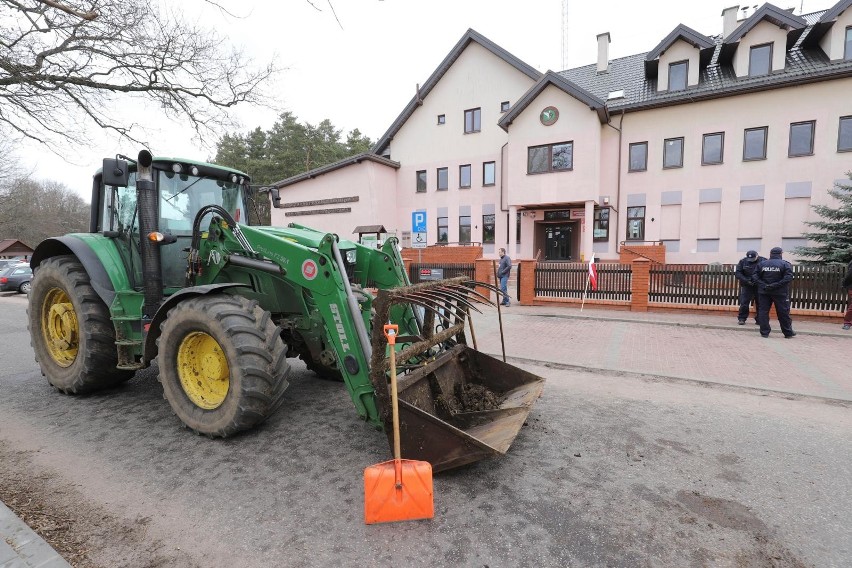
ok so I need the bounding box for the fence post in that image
[519,259,537,306]
[475,258,494,302]
[631,258,650,312]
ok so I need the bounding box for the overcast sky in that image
[18,0,826,199]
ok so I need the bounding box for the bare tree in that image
[0,176,90,244]
[0,0,277,149]
[0,137,26,189]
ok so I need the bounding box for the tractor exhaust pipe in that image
[136,149,163,322]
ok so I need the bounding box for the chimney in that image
[722,5,740,38]
[596,32,610,73]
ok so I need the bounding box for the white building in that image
[271,0,852,264]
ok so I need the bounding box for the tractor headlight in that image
[346,250,356,264]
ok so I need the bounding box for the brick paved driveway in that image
[471,305,851,401]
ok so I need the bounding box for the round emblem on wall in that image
[301,259,318,280]
[540,106,559,126]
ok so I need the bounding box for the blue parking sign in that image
[412,211,427,233]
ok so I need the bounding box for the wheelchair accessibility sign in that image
[412,211,427,249]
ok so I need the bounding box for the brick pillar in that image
[475,258,496,302]
[631,258,650,312]
[519,259,537,305]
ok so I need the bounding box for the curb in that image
[487,352,852,406]
[501,310,852,338]
[0,501,71,568]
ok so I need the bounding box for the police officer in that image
[734,250,765,325]
[753,247,795,338]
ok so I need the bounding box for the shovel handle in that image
[384,324,402,465]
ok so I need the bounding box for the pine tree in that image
[794,173,852,265]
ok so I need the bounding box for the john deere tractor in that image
[28,150,543,471]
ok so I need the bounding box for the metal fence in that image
[649,264,737,305]
[534,262,632,301]
[649,263,848,311]
[408,263,476,284]
[788,264,848,311]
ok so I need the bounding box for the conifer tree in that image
[794,173,852,265]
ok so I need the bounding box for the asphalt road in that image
[1,292,850,568]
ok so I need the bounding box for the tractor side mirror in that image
[270,188,282,208]
[103,158,129,187]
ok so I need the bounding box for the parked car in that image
[0,264,32,294]
[0,258,27,271]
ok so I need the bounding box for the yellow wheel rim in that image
[41,288,79,368]
[177,331,230,410]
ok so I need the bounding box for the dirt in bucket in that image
[436,383,504,415]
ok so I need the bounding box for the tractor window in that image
[101,172,138,233]
[158,171,244,235]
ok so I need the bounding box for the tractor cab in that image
[93,156,252,290]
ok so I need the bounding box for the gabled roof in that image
[372,29,542,155]
[646,24,716,61]
[497,71,608,131]
[724,2,808,44]
[0,239,33,255]
[563,34,852,115]
[805,0,852,46]
[818,0,852,22]
[718,3,809,65]
[644,24,716,77]
[270,153,399,189]
[353,225,387,234]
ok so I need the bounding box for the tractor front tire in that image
[27,255,133,393]
[157,295,290,437]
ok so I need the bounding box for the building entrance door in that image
[544,223,573,261]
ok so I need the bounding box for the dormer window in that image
[749,43,772,77]
[643,24,714,92]
[668,61,688,92]
[722,5,805,78]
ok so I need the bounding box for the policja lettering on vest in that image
[753,247,796,338]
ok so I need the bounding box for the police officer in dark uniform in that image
[734,250,765,325]
[754,247,795,338]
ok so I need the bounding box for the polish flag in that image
[588,255,598,291]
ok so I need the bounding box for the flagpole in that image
[581,267,590,311]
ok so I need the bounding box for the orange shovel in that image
[364,324,434,524]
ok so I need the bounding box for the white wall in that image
[270,161,399,240]
[388,42,537,248]
[616,78,852,263]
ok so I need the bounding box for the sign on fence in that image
[419,268,444,281]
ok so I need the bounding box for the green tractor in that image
[28,150,544,471]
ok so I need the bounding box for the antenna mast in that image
[561,0,569,70]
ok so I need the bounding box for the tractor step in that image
[115,339,143,370]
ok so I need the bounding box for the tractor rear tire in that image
[27,255,133,393]
[156,294,290,437]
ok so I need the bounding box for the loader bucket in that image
[389,344,545,472]
[368,277,545,472]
